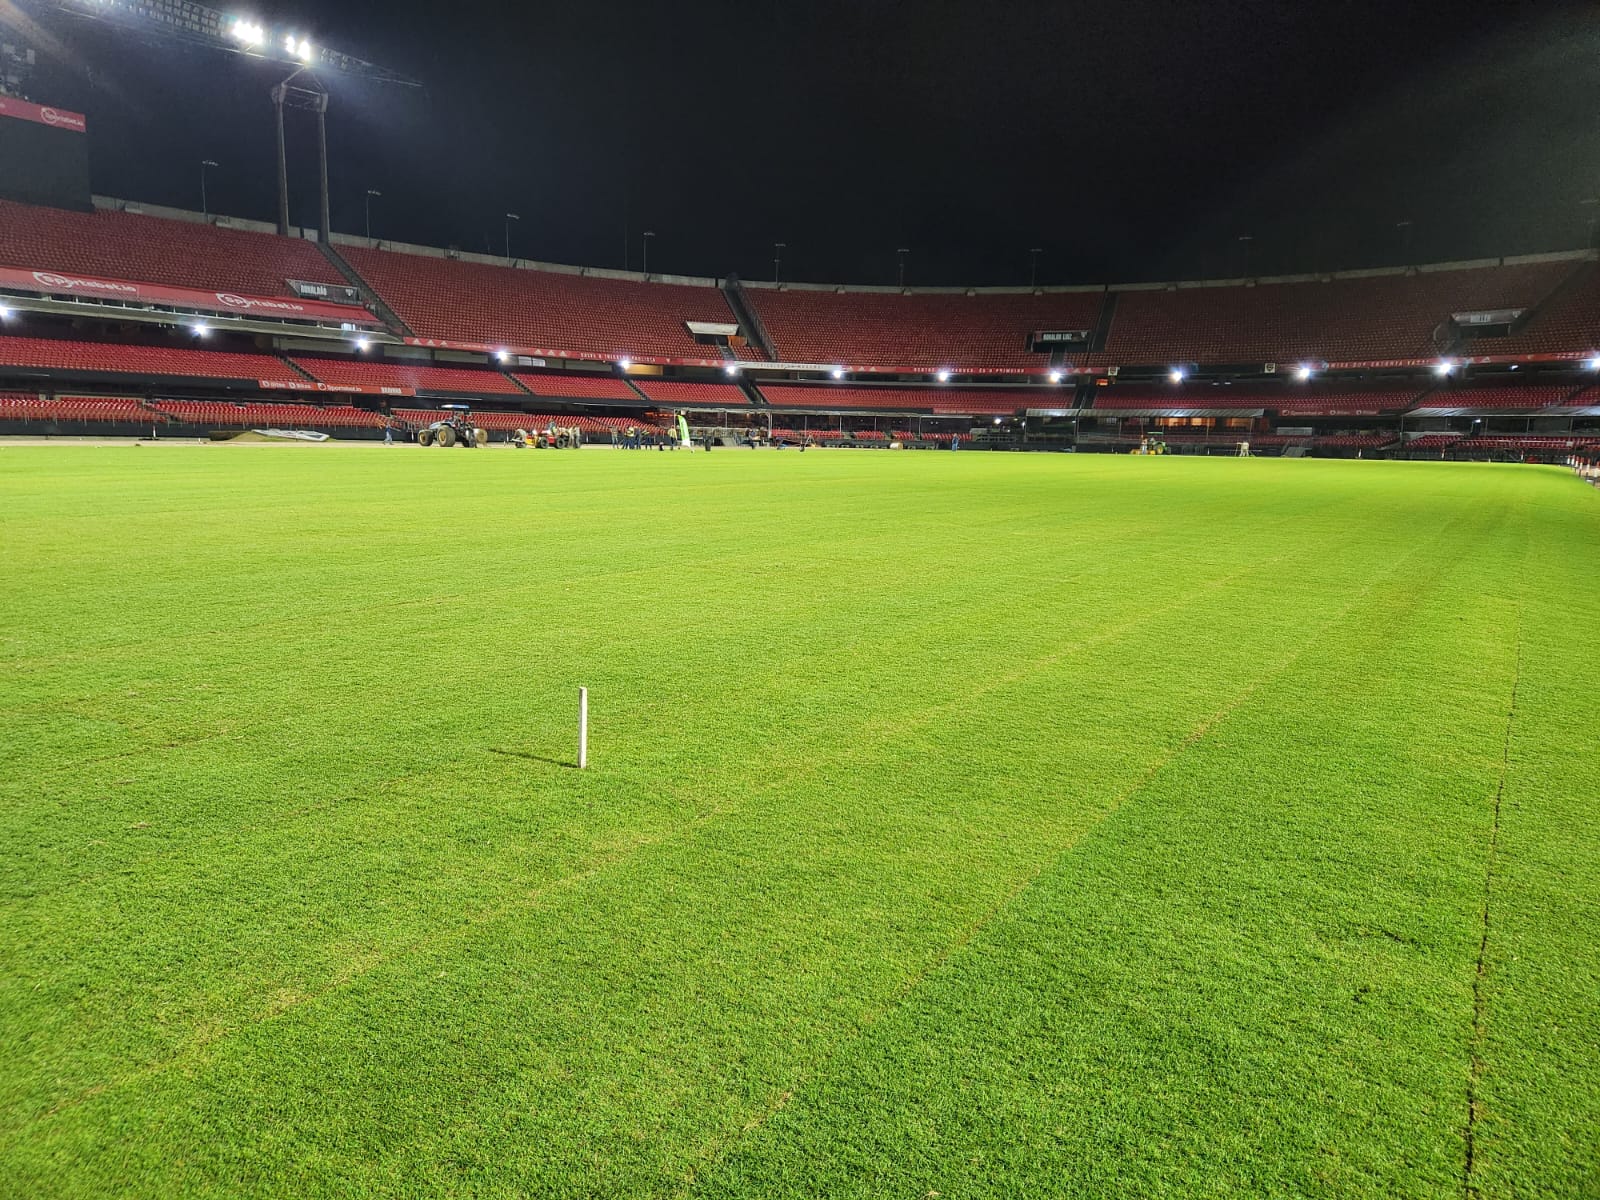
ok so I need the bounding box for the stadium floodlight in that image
[1294,365,1313,382]
[1435,360,1455,377]
[229,17,265,47]
[43,0,422,86]
[994,416,1003,424]
[1169,368,1186,383]
[724,363,741,377]
[495,349,510,363]
[355,337,371,352]
[191,322,209,337]
[0,305,13,320]
[1588,355,1600,372]
[935,369,952,383]
[1048,370,1064,384]
[830,366,845,380]
[617,357,633,371]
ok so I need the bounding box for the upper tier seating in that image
[1093,262,1573,366]
[0,393,158,422]
[339,246,739,360]
[0,336,289,381]
[745,288,1104,369]
[1463,263,1600,356]
[151,400,384,428]
[631,380,750,406]
[290,357,522,395]
[512,373,639,401]
[758,385,1036,413]
[1091,387,1421,413]
[0,199,344,298]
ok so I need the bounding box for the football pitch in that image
[2,444,1596,1198]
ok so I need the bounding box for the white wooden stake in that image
[577,686,589,769]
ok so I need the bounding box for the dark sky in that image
[5,0,1598,285]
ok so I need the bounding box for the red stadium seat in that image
[339,246,742,361]
[745,288,1104,370]
[0,199,344,299]
[0,336,292,382]
[290,357,522,395]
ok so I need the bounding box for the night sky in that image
[4,0,1598,286]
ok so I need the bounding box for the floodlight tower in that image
[272,67,331,239]
[24,0,420,243]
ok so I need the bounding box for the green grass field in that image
[2,445,1597,1198]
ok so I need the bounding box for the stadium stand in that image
[289,357,522,395]
[1456,435,1600,452]
[630,380,749,406]
[744,287,1104,369]
[1410,384,1573,410]
[1464,262,1600,356]
[150,400,385,428]
[0,336,291,381]
[1313,433,1400,450]
[338,245,741,361]
[1091,386,1421,414]
[512,373,640,401]
[758,384,1036,413]
[1092,261,1573,365]
[0,393,159,423]
[0,199,345,298]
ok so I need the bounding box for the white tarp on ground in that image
[252,429,331,441]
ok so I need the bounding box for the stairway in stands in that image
[319,242,415,337]
[722,275,779,361]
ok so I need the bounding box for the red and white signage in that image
[257,379,414,397]
[0,266,384,325]
[0,98,87,133]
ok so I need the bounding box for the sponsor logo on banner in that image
[39,107,86,131]
[33,271,138,295]
[216,292,309,314]
[0,98,88,132]
[0,265,382,325]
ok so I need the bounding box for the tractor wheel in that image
[417,428,434,447]
[436,425,458,448]
[555,433,571,450]
[473,427,488,447]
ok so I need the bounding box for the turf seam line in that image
[1463,607,1522,1200]
[672,523,1456,1196]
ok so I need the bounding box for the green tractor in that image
[416,407,488,448]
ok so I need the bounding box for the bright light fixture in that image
[830,366,845,380]
[1294,365,1312,382]
[192,323,209,338]
[1588,355,1600,372]
[1169,368,1186,384]
[495,349,510,363]
[618,357,632,371]
[724,363,741,376]
[0,305,13,320]
[935,369,952,383]
[993,416,1002,424]
[1435,360,1455,377]
[1048,370,1063,384]
[355,337,371,352]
